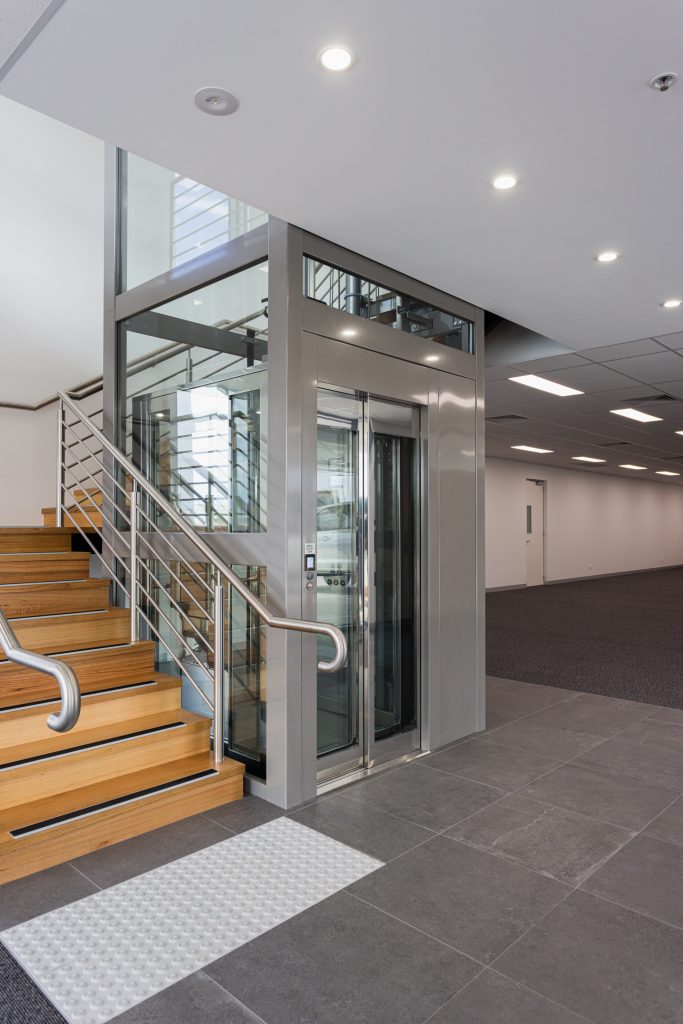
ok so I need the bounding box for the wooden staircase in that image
[0,525,244,885]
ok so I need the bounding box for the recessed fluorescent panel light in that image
[656,470,680,476]
[509,374,584,397]
[572,456,606,463]
[511,445,554,454]
[610,407,663,423]
[662,299,682,309]
[676,430,683,436]
[596,250,620,263]
[619,464,647,470]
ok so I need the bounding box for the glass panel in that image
[121,151,267,291]
[120,264,268,532]
[303,256,474,354]
[372,401,419,747]
[316,390,362,760]
[139,552,267,777]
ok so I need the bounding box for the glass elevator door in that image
[316,388,420,781]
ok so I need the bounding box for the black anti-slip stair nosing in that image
[0,721,185,772]
[10,768,218,837]
[0,679,159,714]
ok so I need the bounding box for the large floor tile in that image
[575,731,683,791]
[513,693,656,740]
[644,795,683,847]
[520,763,676,830]
[447,793,632,885]
[425,737,560,791]
[205,891,479,1024]
[495,889,683,1024]
[202,794,283,834]
[618,715,683,751]
[484,717,602,761]
[0,863,98,929]
[72,812,233,888]
[431,969,590,1024]
[348,835,569,964]
[110,971,262,1023]
[343,763,503,831]
[290,791,433,862]
[581,834,683,929]
[486,677,577,725]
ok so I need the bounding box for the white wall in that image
[0,405,57,525]
[486,457,683,589]
[0,96,104,405]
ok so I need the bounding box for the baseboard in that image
[485,583,527,593]
[487,563,683,591]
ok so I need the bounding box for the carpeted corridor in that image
[486,567,683,710]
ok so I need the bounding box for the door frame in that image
[301,335,430,790]
[525,478,546,587]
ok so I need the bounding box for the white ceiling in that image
[486,328,683,485]
[2,0,683,351]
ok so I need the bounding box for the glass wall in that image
[304,256,474,353]
[120,152,267,291]
[119,263,269,532]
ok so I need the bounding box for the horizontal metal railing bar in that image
[61,451,131,529]
[61,485,132,598]
[135,575,211,680]
[136,542,215,625]
[62,422,132,511]
[135,605,214,712]
[135,548,215,647]
[134,503,215,598]
[60,393,347,673]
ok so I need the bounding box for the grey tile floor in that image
[2,676,682,1024]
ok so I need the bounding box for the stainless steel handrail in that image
[0,609,80,732]
[58,390,347,674]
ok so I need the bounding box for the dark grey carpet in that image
[0,942,65,1024]
[486,568,683,709]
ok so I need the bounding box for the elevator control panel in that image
[304,543,316,588]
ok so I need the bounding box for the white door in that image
[526,480,545,586]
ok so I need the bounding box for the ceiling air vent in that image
[486,414,529,423]
[598,441,634,448]
[620,393,678,406]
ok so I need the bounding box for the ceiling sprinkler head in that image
[649,72,678,92]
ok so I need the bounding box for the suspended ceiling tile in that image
[508,353,591,373]
[484,364,518,381]
[604,350,683,384]
[540,364,638,392]
[654,332,683,351]
[581,338,664,362]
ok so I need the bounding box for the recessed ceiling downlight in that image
[596,250,620,263]
[662,299,682,309]
[319,45,355,71]
[194,87,239,116]
[491,174,518,190]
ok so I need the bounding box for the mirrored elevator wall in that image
[104,148,485,808]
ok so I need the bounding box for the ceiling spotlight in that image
[596,251,620,263]
[194,87,239,116]
[662,299,682,309]
[511,445,554,454]
[619,464,647,470]
[572,456,606,463]
[319,45,355,71]
[610,407,663,423]
[510,374,583,397]
[649,72,678,92]
[656,470,680,476]
[491,174,518,191]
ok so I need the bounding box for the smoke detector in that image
[649,72,678,92]
[194,88,239,116]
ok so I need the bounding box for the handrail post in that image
[213,574,225,764]
[130,479,139,642]
[56,398,64,528]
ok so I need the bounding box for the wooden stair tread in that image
[0,579,110,618]
[0,753,243,833]
[0,708,208,768]
[0,641,157,708]
[0,608,130,659]
[0,673,180,724]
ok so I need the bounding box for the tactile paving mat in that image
[2,817,383,1024]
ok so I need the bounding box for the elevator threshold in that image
[316,748,428,797]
